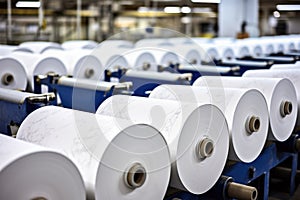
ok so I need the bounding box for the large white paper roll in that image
[93,46,132,70]
[171,44,202,65]
[0,134,85,200]
[0,56,28,90]
[243,69,300,128]
[149,85,269,163]
[193,76,297,141]
[271,62,300,70]
[135,38,173,48]
[199,44,220,62]
[17,106,170,199]
[124,49,157,71]
[19,41,62,54]
[44,49,104,80]
[6,52,68,91]
[97,95,229,194]
[99,40,134,49]
[62,40,98,50]
[0,45,18,56]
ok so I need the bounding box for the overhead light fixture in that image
[273,11,280,18]
[191,0,221,3]
[181,6,191,14]
[16,1,40,8]
[193,7,212,13]
[276,4,300,11]
[164,6,181,13]
[137,7,149,13]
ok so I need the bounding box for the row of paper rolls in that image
[1,73,299,199]
[1,37,300,199]
[1,35,300,91]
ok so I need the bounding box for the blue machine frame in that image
[34,74,131,112]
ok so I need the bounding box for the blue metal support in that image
[0,91,55,136]
[34,74,131,112]
[104,68,192,97]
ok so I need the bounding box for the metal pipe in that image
[227,182,258,200]
[124,163,146,189]
[246,116,260,134]
[7,0,12,41]
[280,101,293,117]
[76,0,82,39]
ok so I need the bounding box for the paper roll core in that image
[196,138,214,159]
[142,63,151,70]
[280,101,293,117]
[124,163,147,189]
[246,116,260,134]
[31,197,48,200]
[2,73,14,86]
[227,182,258,200]
[85,68,95,78]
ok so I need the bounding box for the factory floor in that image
[269,171,300,200]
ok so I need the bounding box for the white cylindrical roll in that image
[17,106,170,199]
[8,52,68,91]
[0,134,85,200]
[135,38,173,48]
[125,49,157,71]
[271,62,300,70]
[19,41,61,54]
[149,85,269,163]
[228,43,251,58]
[97,95,229,194]
[93,46,131,70]
[0,56,28,90]
[99,40,134,49]
[171,45,202,65]
[0,45,18,56]
[243,69,300,128]
[193,76,297,141]
[62,40,98,50]
[45,49,104,80]
[199,44,220,62]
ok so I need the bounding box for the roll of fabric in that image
[0,134,86,200]
[193,76,297,141]
[243,69,300,128]
[17,106,170,200]
[97,95,229,194]
[149,84,269,163]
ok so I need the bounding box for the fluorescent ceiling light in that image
[16,1,40,8]
[191,0,221,3]
[273,11,280,18]
[276,4,300,11]
[193,7,212,13]
[164,6,180,13]
[181,6,191,13]
[138,7,149,13]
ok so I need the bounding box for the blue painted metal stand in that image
[164,140,298,200]
[0,93,55,136]
[104,68,191,97]
[34,74,123,112]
